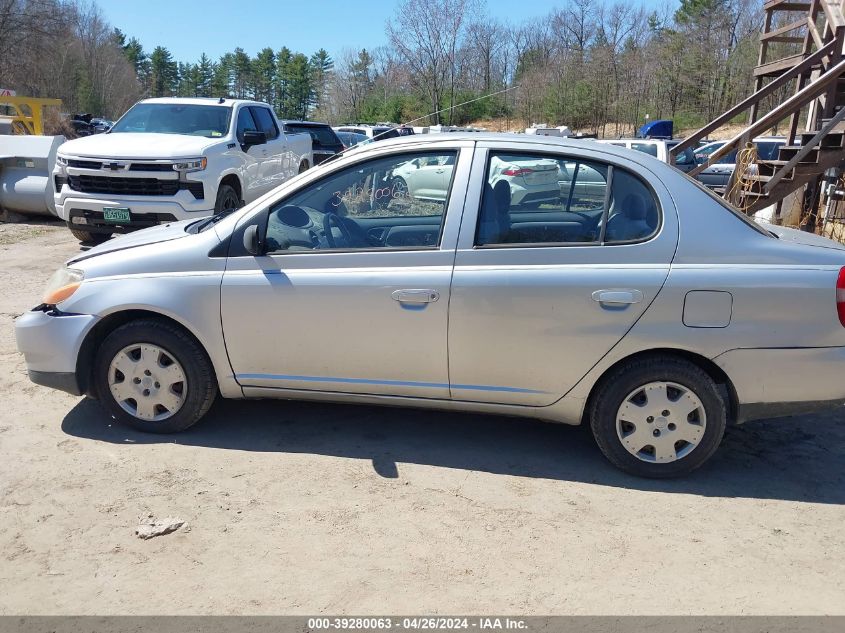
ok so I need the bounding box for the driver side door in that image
[220,145,473,400]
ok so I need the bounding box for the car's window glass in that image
[477,153,607,245]
[236,108,257,143]
[755,141,782,161]
[286,124,341,147]
[476,152,660,246]
[673,146,696,165]
[604,168,660,243]
[265,150,457,253]
[373,127,400,140]
[631,142,659,157]
[110,104,231,137]
[249,107,279,140]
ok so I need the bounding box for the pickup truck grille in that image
[67,175,180,197]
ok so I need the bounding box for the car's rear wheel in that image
[214,184,241,214]
[589,356,726,478]
[93,319,216,433]
[68,225,110,244]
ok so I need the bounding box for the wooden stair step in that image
[763,0,811,10]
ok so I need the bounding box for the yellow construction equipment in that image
[0,96,62,135]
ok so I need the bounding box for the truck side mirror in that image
[243,224,263,255]
[243,130,267,148]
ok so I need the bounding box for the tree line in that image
[1,0,767,136]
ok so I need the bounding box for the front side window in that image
[250,107,279,140]
[236,108,258,143]
[110,103,231,137]
[265,150,457,253]
[476,152,659,246]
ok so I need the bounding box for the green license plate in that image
[102,207,130,223]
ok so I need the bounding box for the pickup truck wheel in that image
[214,184,241,214]
[93,319,217,433]
[589,356,726,478]
[68,225,110,244]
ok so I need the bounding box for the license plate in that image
[103,207,130,223]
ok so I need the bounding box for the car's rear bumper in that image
[715,346,845,422]
[15,309,98,395]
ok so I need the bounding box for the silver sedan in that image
[15,134,845,477]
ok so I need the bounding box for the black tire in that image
[214,183,241,214]
[589,355,727,478]
[93,319,217,433]
[68,225,110,244]
[298,160,310,174]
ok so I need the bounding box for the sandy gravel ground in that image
[0,220,843,615]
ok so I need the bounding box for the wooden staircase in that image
[670,0,845,222]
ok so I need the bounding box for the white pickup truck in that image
[53,97,313,243]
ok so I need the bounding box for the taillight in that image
[836,267,845,327]
[502,168,534,176]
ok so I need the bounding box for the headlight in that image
[42,267,84,305]
[172,157,207,172]
[56,155,68,166]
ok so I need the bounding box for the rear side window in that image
[631,143,659,157]
[476,151,660,246]
[286,124,341,147]
[250,107,279,140]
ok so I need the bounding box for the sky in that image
[96,0,675,64]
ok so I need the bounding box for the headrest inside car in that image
[275,205,311,228]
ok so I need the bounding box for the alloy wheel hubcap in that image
[615,381,706,463]
[108,344,187,421]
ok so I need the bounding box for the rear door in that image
[447,142,678,406]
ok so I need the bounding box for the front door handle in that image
[592,289,643,305]
[392,289,439,304]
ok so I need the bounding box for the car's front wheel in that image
[589,356,727,478]
[93,319,216,433]
[214,184,241,214]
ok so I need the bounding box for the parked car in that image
[53,97,313,244]
[389,153,559,206]
[597,138,698,173]
[90,118,113,133]
[279,120,344,165]
[335,130,370,148]
[17,133,845,478]
[694,137,786,192]
[334,124,402,142]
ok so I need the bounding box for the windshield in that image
[111,103,232,137]
[285,124,342,147]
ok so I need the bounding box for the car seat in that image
[605,193,653,242]
[477,180,512,244]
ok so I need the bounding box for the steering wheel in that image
[322,212,355,248]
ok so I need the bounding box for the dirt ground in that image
[0,219,844,615]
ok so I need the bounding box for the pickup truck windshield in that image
[111,104,233,138]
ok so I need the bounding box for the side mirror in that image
[243,130,267,148]
[243,224,263,255]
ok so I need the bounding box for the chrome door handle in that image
[592,289,643,305]
[392,289,439,304]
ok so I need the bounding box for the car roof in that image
[140,97,262,107]
[344,132,679,165]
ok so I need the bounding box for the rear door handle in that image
[392,289,439,304]
[592,289,643,305]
